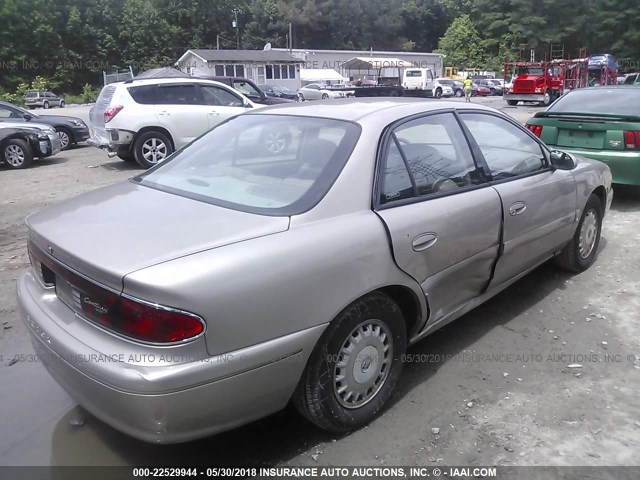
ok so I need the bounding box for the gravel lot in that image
[1,98,639,467]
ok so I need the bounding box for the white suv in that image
[89,78,260,168]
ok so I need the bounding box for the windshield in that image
[437,79,453,85]
[548,88,640,115]
[136,115,361,215]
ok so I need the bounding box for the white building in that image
[275,48,446,84]
[176,49,304,90]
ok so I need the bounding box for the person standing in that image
[463,76,473,102]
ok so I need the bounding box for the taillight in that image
[104,105,123,123]
[624,131,640,149]
[527,124,543,137]
[28,240,204,344]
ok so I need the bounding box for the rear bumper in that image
[88,127,135,151]
[17,270,325,443]
[557,147,640,186]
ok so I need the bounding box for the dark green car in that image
[526,86,640,185]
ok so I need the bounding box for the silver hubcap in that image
[334,319,393,409]
[544,93,550,104]
[264,131,286,154]
[578,209,598,258]
[58,131,69,149]
[142,138,167,164]
[5,144,25,166]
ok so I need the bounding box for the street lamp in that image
[232,8,242,50]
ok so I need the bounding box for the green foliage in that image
[80,83,97,103]
[0,0,636,91]
[436,15,487,69]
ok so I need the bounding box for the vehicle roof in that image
[249,97,495,122]
[117,77,233,87]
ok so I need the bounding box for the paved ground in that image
[1,98,639,467]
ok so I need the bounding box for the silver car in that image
[17,99,612,443]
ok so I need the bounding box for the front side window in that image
[379,113,484,204]
[157,84,200,105]
[460,113,546,180]
[200,85,244,107]
[136,115,361,215]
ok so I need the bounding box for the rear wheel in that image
[116,145,136,162]
[555,194,603,272]
[293,292,407,432]
[43,101,49,109]
[2,139,33,169]
[133,131,173,169]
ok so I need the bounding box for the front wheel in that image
[506,100,518,106]
[455,89,463,97]
[539,91,552,106]
[43,101,49,109]
[133,131,173,169]
[59,100,65,108]
[56,127,72,150]
[2,139,33,169]
[555,194,603,272]
[292,292,407,432]
[434,88,442,99]
[321,93,329,100]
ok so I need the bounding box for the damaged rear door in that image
[375,112,502,323]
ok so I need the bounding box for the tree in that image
[435,14,486,69]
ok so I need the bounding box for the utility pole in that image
[231,8,242,50]
[217,34,220,50]
[289,22,292,52]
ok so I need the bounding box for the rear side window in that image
[623,74,638,85]
[128,85,157,104]
[379,112,485,205]
[157,84,200,105]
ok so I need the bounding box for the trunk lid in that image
[26,181,290,291]
[535,112,640,151]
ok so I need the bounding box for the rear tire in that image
[133,131,173,169]
[116,145,136,162]
[555,194,603,272]
[2,138,33,169]
[43,101,49,109]
[292,292,407,432]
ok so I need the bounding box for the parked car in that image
[24,91,65,109]
[472,83,491,96]
[298,83,350,100]
[526,86,640,185]
[432,79,454,98]
[0,100,89,150]
[623,73,640,85]
[435,78,462,97]
[478,79,503,96]
[19,98,611,443]
[0,126,61,169]
[201,76,294,105]
[260,84,299,101]
[89,78,264,168]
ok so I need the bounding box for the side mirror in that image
[549,150,576,170]
[23,114,32,121]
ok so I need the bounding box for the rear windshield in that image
[135,115,361,216]
[25,92,38,98]
[548,88,640,115]
[405,71,422,77]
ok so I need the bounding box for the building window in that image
[212,64,246,77]
[266,64,296,80]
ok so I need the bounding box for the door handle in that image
[412,233,438,252]
[209,111,219,116]
[159,110,170,116]
[509,201,527,216]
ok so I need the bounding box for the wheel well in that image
[592,185,607,210]
[134,126,175,150]
[377,285,422,336]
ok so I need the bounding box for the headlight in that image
[71,120,85,127]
